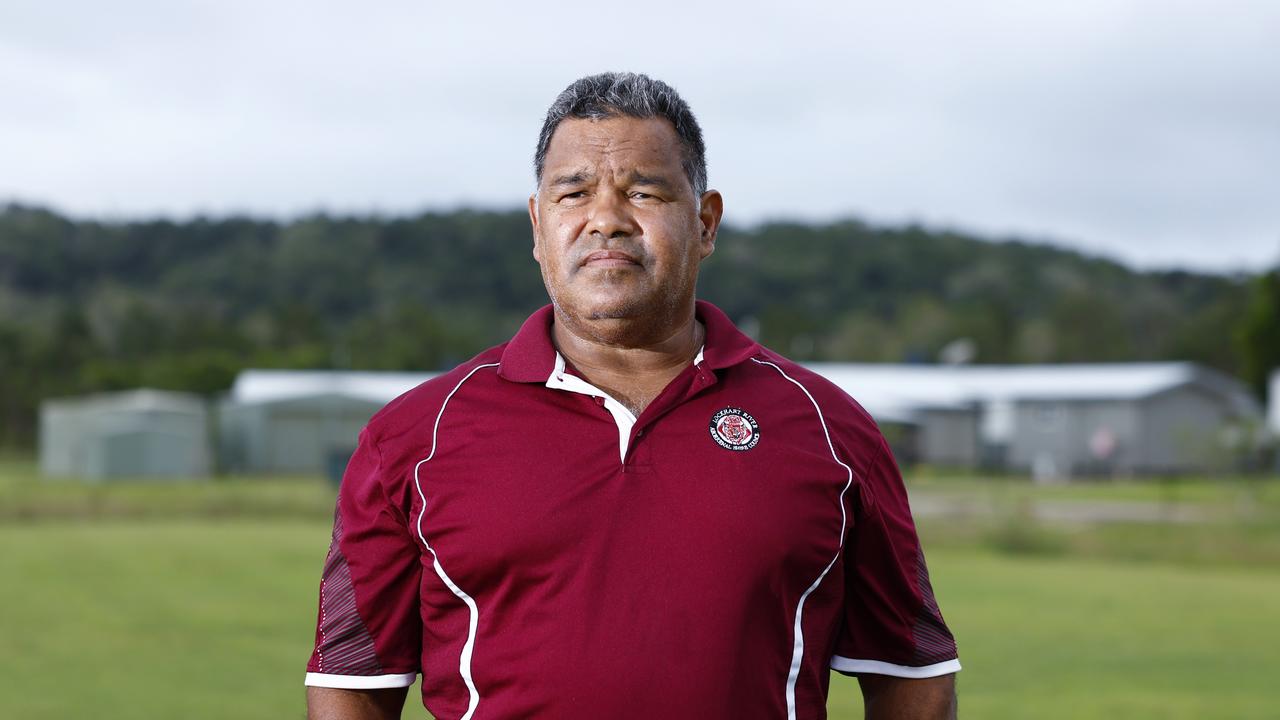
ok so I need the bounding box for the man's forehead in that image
[542,116,684,171]
[542,117,680,160]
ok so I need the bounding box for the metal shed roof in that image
[228,362,1259,428]
[42,388,206,414]
[231,369,438,405]
[809,361,1194,409]
[806,362,1261,436]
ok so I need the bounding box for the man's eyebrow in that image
[627,172,677,191]
[548,171,591,187]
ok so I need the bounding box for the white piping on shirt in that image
[750,358,854,720]
[402,349,708,714]
[413,362,499,720]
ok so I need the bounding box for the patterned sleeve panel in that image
[305,428,422,688]
[831,437,960,678]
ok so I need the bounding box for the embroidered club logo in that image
[710,407,760,451]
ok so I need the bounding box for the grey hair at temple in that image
[533,72,708,198]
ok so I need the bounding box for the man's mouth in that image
[580,250,641,268]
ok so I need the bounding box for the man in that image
[306,72,959,719]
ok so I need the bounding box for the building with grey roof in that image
[1270,368,1280,437]
[218,369,436,477]
[809,362,1263,478]
[210,362,1262,480]
[39,389,211,480]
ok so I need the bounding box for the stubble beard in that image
[549,266,696,349]
[583,269,649,319]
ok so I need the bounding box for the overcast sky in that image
[2,1,1278,273]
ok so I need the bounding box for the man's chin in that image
[570,292,646,322]
[551,285,672,329]
[584,306,638,321]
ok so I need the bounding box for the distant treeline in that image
[1,203,1277,447]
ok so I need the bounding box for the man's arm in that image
[858,673,956,720]
[307,686,408,720]
[304,429,424,713]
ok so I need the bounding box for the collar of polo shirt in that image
[497,299,759,385]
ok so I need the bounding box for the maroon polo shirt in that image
[306,301,958,719]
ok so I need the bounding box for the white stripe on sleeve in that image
[304,671,418,689]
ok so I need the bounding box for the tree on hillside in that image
[0,203,1264,448]
[1236,266,1280,401]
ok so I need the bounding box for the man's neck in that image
[551,312,705,417]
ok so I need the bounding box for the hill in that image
[0,203,1259,446]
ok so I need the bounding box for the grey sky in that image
[2,1,1278,272]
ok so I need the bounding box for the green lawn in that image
[2,459,1277,718]
[0,521,328,719]
[2,519,1278,719]
[0,458,338,522]
[908,470,1280,509]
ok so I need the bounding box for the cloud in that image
[1,0,1277,271]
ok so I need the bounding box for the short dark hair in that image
[534,72,708,197]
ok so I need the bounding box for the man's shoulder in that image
[364,344,507,445]
[748,349,876,425]
[745,348,885,459]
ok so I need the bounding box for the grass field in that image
[2,462,1278,719]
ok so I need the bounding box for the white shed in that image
[804,362,1261,477]
[39,389,211,480]
[218,370,436,476]
[216,363,1262,479]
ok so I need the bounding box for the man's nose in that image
[586,190,637,239]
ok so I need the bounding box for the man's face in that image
[529,116,720,344]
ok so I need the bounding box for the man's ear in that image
[528,194,542,263]
[697,190,723,260]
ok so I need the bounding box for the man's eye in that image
[558,191,587,202]
[630,192,656,201]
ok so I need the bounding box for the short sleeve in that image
[831,438,960,678]
[305,428,423,689]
